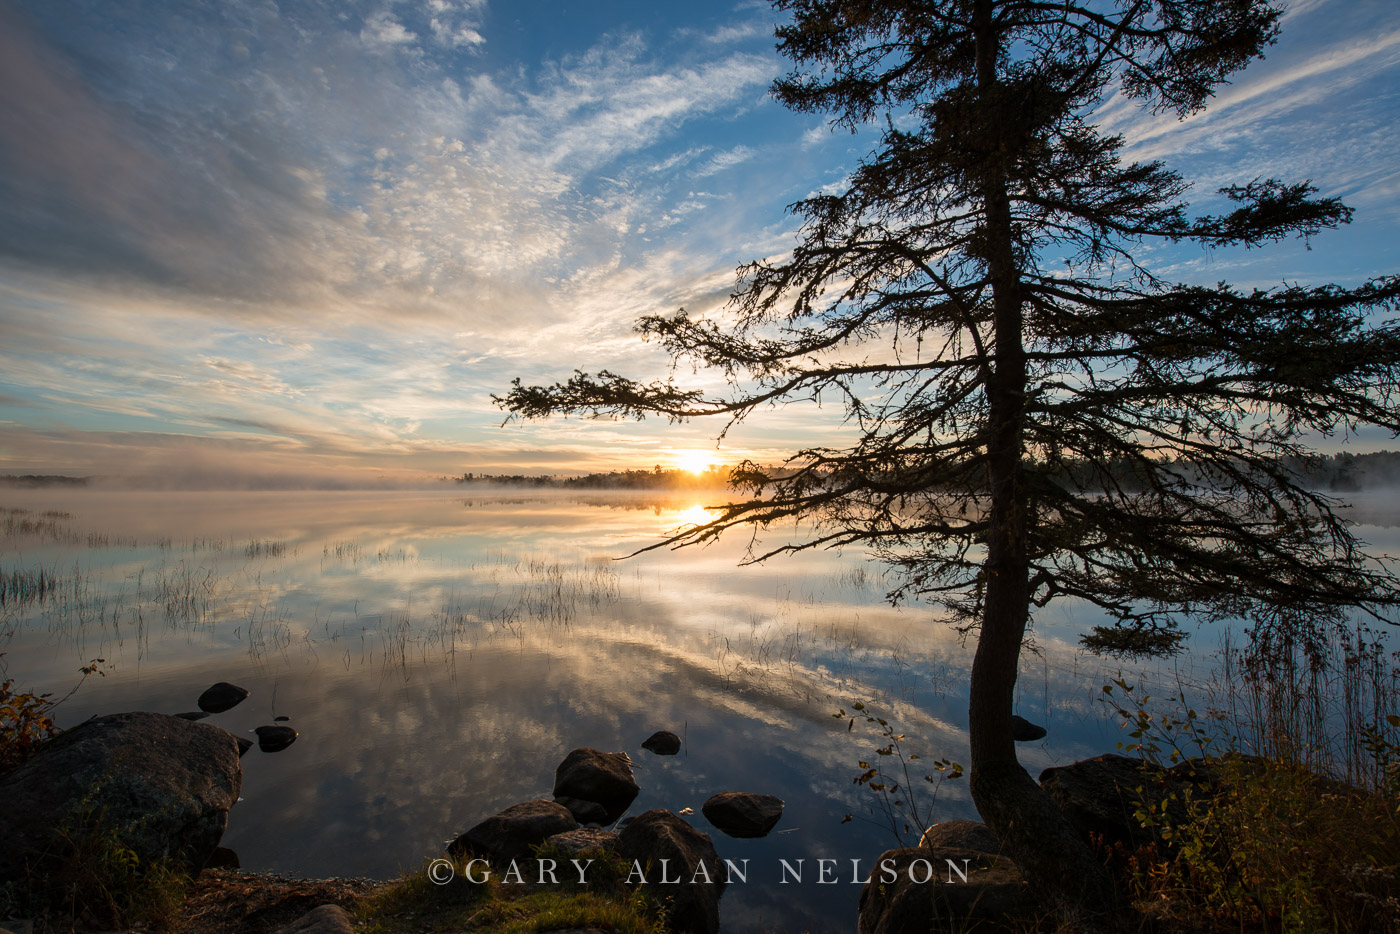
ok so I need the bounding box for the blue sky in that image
[1,0,1397,487]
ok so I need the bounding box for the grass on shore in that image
[355,848,666,934]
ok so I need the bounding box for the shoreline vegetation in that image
[2,675,1397,933]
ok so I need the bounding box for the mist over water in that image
[2,488,1395,931]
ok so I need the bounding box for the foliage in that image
[1107,678,1400,933]
[0,654,105,777]
[1,792,190,931]
[835,702,963,846]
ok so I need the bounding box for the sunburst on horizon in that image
[671,449,722,475]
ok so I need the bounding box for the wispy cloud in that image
[1,0,1396,481]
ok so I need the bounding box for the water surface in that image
[3,488,1392,931]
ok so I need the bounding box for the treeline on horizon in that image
[5,451,1400,491]
[455,450,1400,493]
[453,464,734,491]
[0,475,90,488]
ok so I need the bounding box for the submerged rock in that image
[274,715,292,722]
[174,710,210,721]
[198,682,250,713]
[0,711,242,885]
[254,725,298,752]
[448,799,578,862]
[553,748,640,813]
[1010,715,1047,742]
[641,730,681,755]
[701,792,784,838]
[235,736,254,757]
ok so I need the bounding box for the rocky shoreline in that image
[7,697,1366,934]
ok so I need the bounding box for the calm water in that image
[3,488,1395,932]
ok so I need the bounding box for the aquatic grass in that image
[0,566,61,607]
[2,511,78,543]
[244,539,289,559]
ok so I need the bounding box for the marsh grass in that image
[0,566,60,607]
[1107,677,1400,933]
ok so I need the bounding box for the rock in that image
[236,736,254,757]
[858,846,1039,934]
[918,820,1000,854]
[255,725,298,752]
[545,827,620,856]
[448,800,578,862]
[277,904,354,934]
[0,711,242,886]
[174,711,210,721]
[1010,715,1047,742]
[275,715,292,722]
[1038,752,1180,850]
[641,730,681,755]
[198,682,250,713]
[701,792,784,838]
[555,796,610,826]
[553,748,640,813]
[204,845,241,869]
[616,810,725,934]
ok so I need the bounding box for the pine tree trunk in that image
[967,3,1126,927]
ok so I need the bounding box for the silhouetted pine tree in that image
[501,1,1400,923]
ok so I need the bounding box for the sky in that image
[0,0,1398,488]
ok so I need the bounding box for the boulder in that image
[448,800,578,862]
[255,725,299,752]
[556,796,610,826]
[0,711,242,885]
[701,792,784,838]
[641,730,681,755]
[204,845,241,869]
[545,827,620,856]
[616,810,725,934]
[858,846,1039,934]
[277,904,354,934]
[1010,715,1047,742]
[553,748,640,813]
[1038,753,1179,850]
[918,819,1000,854]
[197,682,250,714]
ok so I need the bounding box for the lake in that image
[3,487,1395,932]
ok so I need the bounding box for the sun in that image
[672,449,720,475]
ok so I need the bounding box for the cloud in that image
[361,10,416,46]
[0,2,777,346]
[694,144,757,176]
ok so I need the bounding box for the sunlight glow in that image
[674,504,716,525]
[672,449,720,474]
